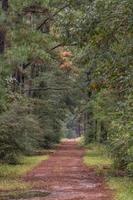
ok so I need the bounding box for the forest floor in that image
[21,140,113,200]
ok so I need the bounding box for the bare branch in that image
[49,43,64,51]
[24,87,69,92]
[37,4,69,30]
[49,42,78,52]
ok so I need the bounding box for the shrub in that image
[41,129,61,149]
[0,103,42,164]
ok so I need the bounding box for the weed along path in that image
[24,140,112,200]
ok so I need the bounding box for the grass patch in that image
[0,155,48,191]
[84,143,133,200]
[0,179,30,191]
[83,143,112,172]
[108,177,133,200]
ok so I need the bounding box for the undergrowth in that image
[83,143,133,200]
[83,143,112,172]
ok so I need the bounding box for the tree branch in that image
[37,4,69,30]
[23,62,31,69]
[49,42,78,52]
[24,87,69,92]
[49,43,64,51]
[22,4,72,70]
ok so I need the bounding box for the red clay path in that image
[24,140,113,200]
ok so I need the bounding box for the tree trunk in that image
[0,28,5,54]
[2,0,8,11]
[78,118,81,137]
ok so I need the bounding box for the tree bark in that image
[0,28,5,54]
[2,0,8,11]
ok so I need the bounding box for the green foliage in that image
[0,102,42,164]
[86,89,133,172]
[61,0,133,173]
[0,0,78,164]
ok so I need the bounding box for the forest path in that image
[24,140,112,200]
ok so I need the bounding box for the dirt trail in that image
[24,140,112,200]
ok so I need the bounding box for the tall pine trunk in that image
[2,0,8,11]
[0,0,8,54]
[0,28,5,54]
